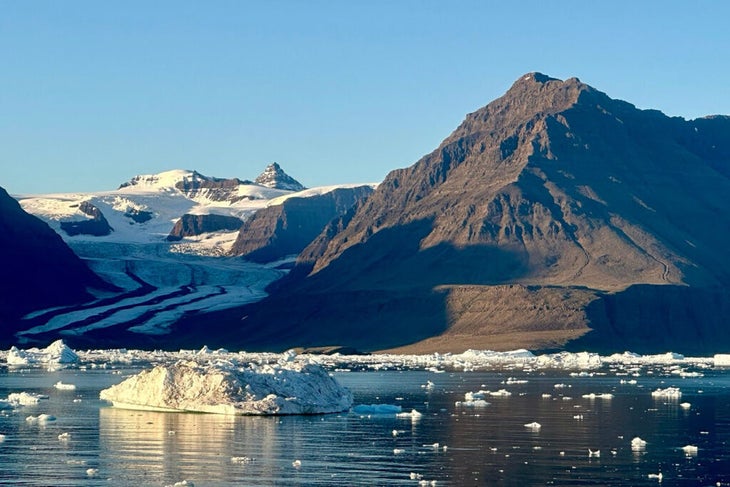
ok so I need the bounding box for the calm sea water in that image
[1,365,730,486]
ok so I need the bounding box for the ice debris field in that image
[1,340,729,417]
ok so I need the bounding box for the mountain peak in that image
[254,163,306,191]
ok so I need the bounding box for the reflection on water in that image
[2,368,730,485]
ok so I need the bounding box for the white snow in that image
[99,359,352,415]
[714,354,730,366]
[651,387,682,399]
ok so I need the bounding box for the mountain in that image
[0,186,112,331]
[10,165,372,346]
[255,163,306,191]
[230,185,375,263]
[187,73,730,355]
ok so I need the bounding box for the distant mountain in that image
[230,185,375,263]
[191,73,730,355]
[255,163,306,191]
[0,186,111,332]
[10,165,372,346]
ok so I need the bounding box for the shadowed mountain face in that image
[0,186,111,331]
[166,214,243,241]
[176,73,730,354]
[229,186,374,263]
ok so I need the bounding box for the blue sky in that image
[2,1,729,194]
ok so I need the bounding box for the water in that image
[2,365,730,486]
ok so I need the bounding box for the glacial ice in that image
[352,404,402,415]
[99,359,353,415]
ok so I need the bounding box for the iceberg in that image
[99,359,353,415]
[6,340,79,366]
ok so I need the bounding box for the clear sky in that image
[2,0,729,194]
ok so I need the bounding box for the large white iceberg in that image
[6,340,79,366]
[99,359,353,415]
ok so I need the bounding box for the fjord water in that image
[2,367,730,486]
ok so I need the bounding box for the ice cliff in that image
[99,359,353,415]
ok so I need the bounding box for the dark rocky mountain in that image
[60,201,113,236]
[0,186,111,331]
[166,213,244,241]
[179,73,730,355]
[254,163,306,191]
[229,186,374,263]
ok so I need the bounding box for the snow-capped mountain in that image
[9,165,374,348]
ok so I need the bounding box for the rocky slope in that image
[185,73,730,354]
[229,186,374,263]
[0,186,111,331]
[166,214,243,241]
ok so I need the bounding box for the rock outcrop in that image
[185,73,730,354]
[166,213,244,241]
[229,186,374,263]
[0,187,110,330]
[60,201,113,236]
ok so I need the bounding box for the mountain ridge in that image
[184,72,730,355]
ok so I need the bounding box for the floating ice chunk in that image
[680,402,691,409]
[0,434,5,443]
[505,377,528,384]
[58,432,71,442]
[714,354,730,366]
[681,445,698,456]
[588,449,600,457]
[26,414,56,423]
[292,459,302,468]
[353,404,402,415]
[6,392,47,406]
[489,389,511,397]
[54,381,76,390]
[410,473,423,480]
[392,429,399,437]
[554,383,570,389]
[631,437,647,451]
[541,394,552,398]
[393,448,405,454]
[455,399,490,408]
[166,481,194,487]
[422,380,435,390]
[7,340,79,366]
[464,391,488,401]
[651,387,682,399]
[648,472,663,481]
[582,393,613,400]
[524,422,541,431]
[231,456,254,464]
[86,468,99,477]
[99,360,352,415]
[396,409,423,420]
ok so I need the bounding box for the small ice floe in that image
[588,449,600,457]
[631,437,647,451]
[489,389,511,397]
[410,472,423,480]
[353,404,402,415]
[651,387,681,399]
[455,399,489,408]
[393,448,405,454]
[554,383,570,389]
[25,414,56,423]
[396,409,423,420]
[680,402,691,409]
[231,456,254,464]
[582,393,614,400]
[647,472,663,481]
[424,442,440,450]
[72,398,82,403]
[6,340,79,366]
[418,481,437,486]
[86,468,99,477]
[0,434,6,443]
[54,381,76,391]
[292,459,302,469]
[541,393,552,399]
[392,429,399,437]
[714,354,730,366]
[166,481,194,487]
[6,392,47,407]
[620,379,638,385]
[681,445,698,456]
[524,422,541,431]
[421,381,435,390]
[573,414,584,420]
[58,432,71,442]
[504,377,528,384]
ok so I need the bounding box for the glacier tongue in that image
[99,359,353,415]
